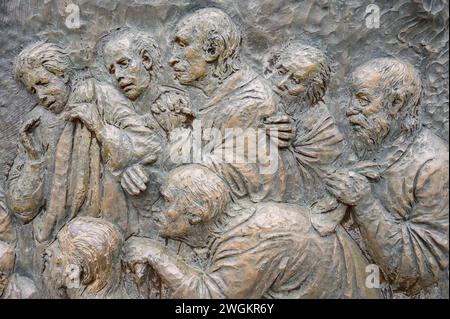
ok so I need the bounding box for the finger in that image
[124,172,144,193]
[126,170,147,191]
[325,179,345,190]
[121,174,140,195]
[180,107,195,117]
[265,115,291,124]
[270,132,295,140]
[150,103,161,114]
[275,140,291,148]
[140,154,158,165]
[133,165,149,183]
[166,96,175,112]
[265,124,295,132]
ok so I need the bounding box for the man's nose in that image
[277,75,290,91]
[115,68,125,82]
[346,100,362,117]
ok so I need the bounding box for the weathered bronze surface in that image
[0,1,448,299]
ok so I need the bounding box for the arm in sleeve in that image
[353,159,449,294]
[135,235,279,298]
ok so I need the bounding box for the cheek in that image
[363,97,383,116]
[185,49,207,77]
[48,81,68,98]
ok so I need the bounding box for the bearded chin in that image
[352,116,390,160]
[282,94,309,116]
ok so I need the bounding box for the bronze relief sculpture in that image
[0,1,448,299]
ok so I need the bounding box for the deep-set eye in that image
[118,59,129,68]
[358,97,370,106]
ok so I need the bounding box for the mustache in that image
[348,113,371,130]
[351,114,390,159]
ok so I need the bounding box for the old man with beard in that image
[124,164,382,299]
[325,58,449,296]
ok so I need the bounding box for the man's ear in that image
[203,34,222,62]
[141,50,153,71]
[389,89,406,116]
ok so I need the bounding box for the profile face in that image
[22,66,69,114]
[104,38,150,101]
[43,240,68,296]
[169,23,209,85]
[268,54,318,98]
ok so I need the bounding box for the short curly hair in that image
[57,217,122,292]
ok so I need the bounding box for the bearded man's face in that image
[347,67,391,159]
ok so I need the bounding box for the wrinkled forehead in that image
[104,36,135,60]
[352,66,382,92]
